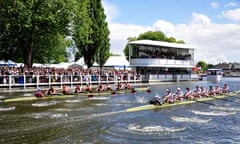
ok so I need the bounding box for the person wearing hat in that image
[34,88,45,97]
[175,88,184,101]
[163,89,174,103]
[149,94,162,105]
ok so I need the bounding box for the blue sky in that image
[103,0,240,64]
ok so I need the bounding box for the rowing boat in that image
[126,91,240,112]
[3,87,150,103]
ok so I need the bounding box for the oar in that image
[194,99,217,106]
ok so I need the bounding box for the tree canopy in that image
[123,31,185,60]
[0,0,110,68]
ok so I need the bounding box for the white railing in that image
[130,58,193,67]
[0,74,142,89]
[148,74,196,82]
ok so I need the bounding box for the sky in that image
[102,0,240,64]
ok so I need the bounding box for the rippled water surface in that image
[1,78,240,144]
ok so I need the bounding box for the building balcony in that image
[130,58,194,68]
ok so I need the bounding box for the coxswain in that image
[149,95,162,105]
[163,89,174,103]
[62,85,70,95]
[183,87,194,100]
[35,88,44,97]
[222,84,229,94]
[174,88,184,101]
[74,85,83,93]
[45,85,56,95]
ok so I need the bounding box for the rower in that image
[35,88,44,97]
[124,82,131,90]
[175,88,184,101]
[62,85,71,95]
[193,85,201,98]
[199,86,208,97]
[45,85,56,95]
[163,89,174,103]
[96,83,105,92]
[208,85,215,96]
[214,85,222,95]
[85,84,93,92]
[117,82,123,90]
[106,84,113,91]
[183,87,194,100]
[222,84,229,94]
[74,85,83,93]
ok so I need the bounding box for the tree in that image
[197,61,208,72]
[0,0,72,68]
[124,37,137,61]
[73,0,110,68]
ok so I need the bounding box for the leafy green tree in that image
[124,37,137,61]
[197,61,208,72]
[0,0,72,68]
[73,0,110,68]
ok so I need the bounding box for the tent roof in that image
[104,56,129,67]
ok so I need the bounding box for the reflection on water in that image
[0,78,240,143]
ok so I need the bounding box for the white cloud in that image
[225,2,238,7]
[102,0,118,22]
[222,8,240,21]
[210,2,219,9]
[104,3,240,64]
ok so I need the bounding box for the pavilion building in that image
[128,40,197,82]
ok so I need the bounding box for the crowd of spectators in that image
[0,66,141,86]
[133,47,192,60]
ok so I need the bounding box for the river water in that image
[1,78,240,144]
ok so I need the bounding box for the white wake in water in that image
[0,96,6,99]
[0,106,16,111]
[88,97,110,100]
[191,110,236,116]
[32,101,57,107]
[23,93,33,97]
[171,116,211,123]
[136,96,148,104]
[127,124,186,134]
[31,112,68,119]
[209,106,240,111]
[64,99,82,103]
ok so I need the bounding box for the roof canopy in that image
[129,40,196,49]
[104,56,129,67]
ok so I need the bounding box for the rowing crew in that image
[149,84,229,105]
[34,82,133,97]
